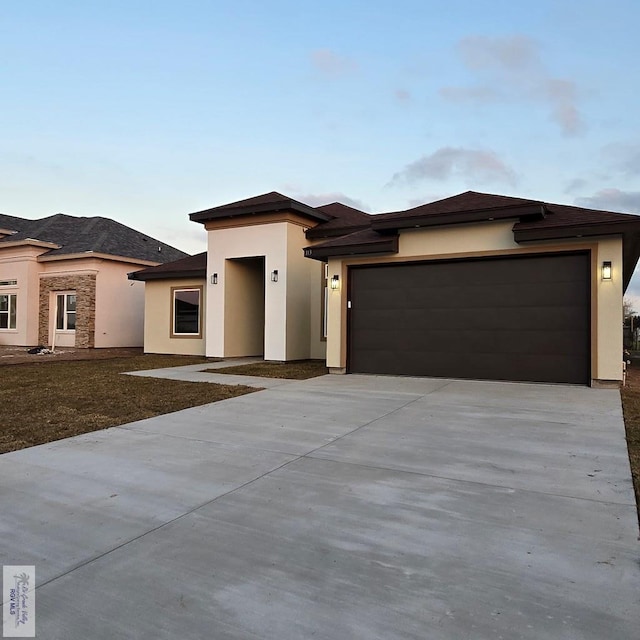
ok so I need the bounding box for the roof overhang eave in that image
[189,200,332,224]
[372,204,546,232]
[128,269,207,281]
[303,237,399,261]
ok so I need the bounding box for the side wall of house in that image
[286,223,326,361]
[93,261,146,347]
[142,278,206,355]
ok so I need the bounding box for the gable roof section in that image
[0,213,188,263]
[189,191,332,224]
[129,252,207,281]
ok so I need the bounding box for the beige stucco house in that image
[131,190,640,386]
[0,212,187,349]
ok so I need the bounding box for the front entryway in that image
[224,257,265,357]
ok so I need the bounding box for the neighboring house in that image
[131,190,640,386]
[0,212,188,348]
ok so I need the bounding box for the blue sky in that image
[2,1,640,300]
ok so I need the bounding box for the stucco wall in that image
[326,221,625,383]
[0,245,43,346]
[286,223,328,361]
[398,220,518,256]
[142,278,206,355]
[594,237,623,381]
[39,256,151,348]
[93,261,146,347]
[309,262,327,360]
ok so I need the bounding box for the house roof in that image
[189,191,332,224]
[0,213,189,263]
[0,213,33,234]
[129,252,207,281]
[305,203,372,239]
[372,191,546,231]
[303,190,640,290]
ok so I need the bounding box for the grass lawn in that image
[0,355,257,454]
[205,359,329,380]
[620,365,640,516]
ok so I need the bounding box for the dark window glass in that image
[56,295,65,330]
[174,290,200,334]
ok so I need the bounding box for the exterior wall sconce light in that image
[211,273,218,285]
[331,275,340,290]
[271,270,278,283]
[601,261,612,281]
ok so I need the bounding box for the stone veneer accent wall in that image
[39,274,97,347]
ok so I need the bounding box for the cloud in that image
[394,89,412,104]
[298,192,370,211]
[458,35,538,73]
[390,147,516,186]
[603,142,640,177]
[441,35,585,136]
[439,86,498,103]
[575,188,640,213]
[564,178,588,194]
[310,49,357,76]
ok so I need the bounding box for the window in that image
[56,294,76,330]
[0,294,16,329]
[172,288,201,336]
[0,280,17,287]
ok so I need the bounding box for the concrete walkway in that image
[0,373,638,639]
[125,358,291,388]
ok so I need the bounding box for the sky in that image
[2,1,640,303]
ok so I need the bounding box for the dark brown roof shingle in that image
[0,213,189,263]
[129,252,207,281]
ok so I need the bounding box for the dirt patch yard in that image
[0,345,145,366]
[0,353,257,454]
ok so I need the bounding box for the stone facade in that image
[38,274,97,347]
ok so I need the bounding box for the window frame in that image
[171,286,203,339]
[0,293,17,330]
[55,292,77,332]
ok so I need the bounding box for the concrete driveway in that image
[0,373,638,639]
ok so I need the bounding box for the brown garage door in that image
[348,252,590,384]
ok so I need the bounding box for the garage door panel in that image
[348,253,590,384]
